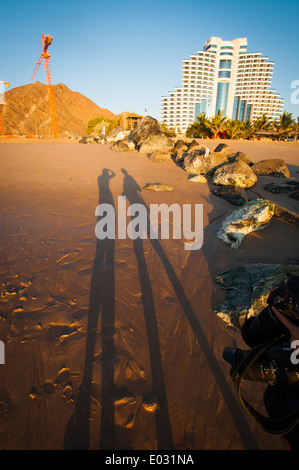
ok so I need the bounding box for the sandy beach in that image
[0,139,298,450]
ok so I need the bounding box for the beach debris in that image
[143,183,174,192]
[251,158,290,178]
[213,263,299,328]
[212,160,257,188]
[217,198,275,249]
[187,174,208,183]
[211,186,249,206]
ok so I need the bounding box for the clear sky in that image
[0,0,298,121]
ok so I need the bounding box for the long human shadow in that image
[121,168,258,450]
[64,168,116,450]
[122,169,174,450]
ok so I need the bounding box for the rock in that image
[217,198,275,249]
[115,130,130,142]
[251,159,290,178]
[143,183,174,192]
[212,160,257,188]
[110,139,132,152]
[264,181,299,194]
[139,134,174,154]
[79,135,100,144]
[129,116,161,145]
[228,151,252,166]
[172,146,189,163]
[211,186,249,206]
[108,125,125,139]
[187,174,208,183]
[183,146,210,174]
[188,139,199,150]
[148,151,172,162]
[213,263,299,328]
[174,139,188,150]
[213,143,235,157]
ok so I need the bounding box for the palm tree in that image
[196,112,210,138]
[273,111,295,140]
[252,114,271,137]
[239,120,253,139]
[207,110,227,138]
[225,119,242,139]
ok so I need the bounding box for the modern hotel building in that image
[161,37,284,134]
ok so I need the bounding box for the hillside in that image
[0,81,116,137]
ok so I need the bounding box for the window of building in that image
[218,70,231,78]
[216,82,229,114]
[219,59,232,69]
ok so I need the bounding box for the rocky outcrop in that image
[217,199,275,249]
[251,159,290,178]
[213,263,299,327]
[212,160,257,188]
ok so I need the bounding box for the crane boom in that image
[31,34,59,138]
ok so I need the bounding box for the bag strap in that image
[231,336,299,435]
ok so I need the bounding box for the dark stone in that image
[211,186,249,206]
[289,191,299,201]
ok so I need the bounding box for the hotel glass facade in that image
[161,37,284,134]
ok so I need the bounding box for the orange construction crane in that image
[32,34,59,138]
[0,80,9,135]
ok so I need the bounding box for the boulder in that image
[213,263,299,327]
[264,181,299,194]
[212,160,257,188]
[129,116,161,145]
[211,186,249,206]
[228,151,252,166]
[183,146,210,174]
[139,134,174,154]
[110,138,134,152]
[251,159,290,178]
[143,183,174,192]
[217,199,275,249]
[188,139,200,150]
[172,145,189,163]
[187,174,208,183]
[148,151,172,163]
[212,143,235,157]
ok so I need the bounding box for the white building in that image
[161,37,284,134]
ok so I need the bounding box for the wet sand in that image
[0,139,298,450]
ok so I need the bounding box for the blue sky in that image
[0,0,298,120]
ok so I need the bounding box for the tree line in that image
[184,110,298,140]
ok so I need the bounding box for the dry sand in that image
[0,139,298,450]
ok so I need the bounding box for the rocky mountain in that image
[0,81,116,137]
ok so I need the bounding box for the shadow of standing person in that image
[64,169,116,450]
[121,168,258,450]
[121,168,174,450]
